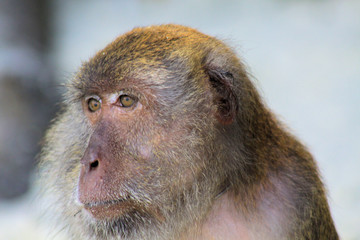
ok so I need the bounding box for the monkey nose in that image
[89,159,99,171]
[80,158,100,173]
[80,150,101,173]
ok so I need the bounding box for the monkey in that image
[39,24,338,240]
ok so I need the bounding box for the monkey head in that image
[40,24,251,239]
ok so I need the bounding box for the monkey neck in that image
[182,187,289,240]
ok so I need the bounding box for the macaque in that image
[39,24,338,240]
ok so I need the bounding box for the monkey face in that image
[73,45,215,230]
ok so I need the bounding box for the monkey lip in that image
[83,198,134,220]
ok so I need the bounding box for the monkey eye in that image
[119,95,136,108]
[88,98,101,112]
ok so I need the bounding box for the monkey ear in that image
[207,69,238,125]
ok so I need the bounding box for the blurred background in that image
[0,0,359,239]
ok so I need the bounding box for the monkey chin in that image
[83,199,135,220]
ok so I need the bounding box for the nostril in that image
[90,160,99,170]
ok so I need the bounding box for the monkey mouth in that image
[83,197,135,220]
[84,198,127,207]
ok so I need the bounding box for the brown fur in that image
[39,24,338,239]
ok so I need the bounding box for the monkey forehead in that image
[70,24,238,97]
[73,59,199,97]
